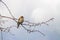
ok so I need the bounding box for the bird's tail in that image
[17,22,20,28]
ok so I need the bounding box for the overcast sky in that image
[0,0,60,40]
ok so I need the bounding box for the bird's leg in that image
[17,22,20,28]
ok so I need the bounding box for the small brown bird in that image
[17,16,24,28]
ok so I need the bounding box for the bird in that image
[17,16,24,28]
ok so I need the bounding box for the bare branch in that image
[0,0,15,18]
[3,25,16,32]
[23,18,54,27]
[21,25,45,36]
[0,15,17,22]
[0,27,15,36]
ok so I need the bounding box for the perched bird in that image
[17,16,24,28]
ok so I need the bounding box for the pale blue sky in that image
[0,0,60,40]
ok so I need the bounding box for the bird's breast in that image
[18,18,24,23]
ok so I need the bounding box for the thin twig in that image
[21,25,45,36]
[3,25,16,32]
[0,27,15,36]
[0,15,17,22]
[24,18,54,27]
[0,0,15,19]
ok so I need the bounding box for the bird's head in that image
[20,16,24,18]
